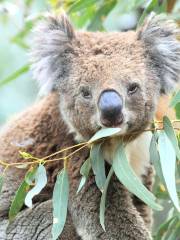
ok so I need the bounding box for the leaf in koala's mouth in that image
[88,128,121,143]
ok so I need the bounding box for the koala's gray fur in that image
[0,12,180,240]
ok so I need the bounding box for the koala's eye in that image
[127,83,139,95]
[80,87,92,99]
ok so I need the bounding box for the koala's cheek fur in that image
[59,94,99,142]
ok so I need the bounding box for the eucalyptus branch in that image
[0,120,179,172]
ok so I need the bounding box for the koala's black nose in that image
[98,90,123,127]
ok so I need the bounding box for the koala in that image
[0,13,180,240]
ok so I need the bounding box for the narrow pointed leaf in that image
[0,64,29,87]
[154,217,176,240]
[90,143,106,192]
[163,116,180,160]
[113,143,162,211]
[138,0,166,27]
[100,167,114,231]
[158,131,180,212]
[77,176,86,194]
[9,168,36,220]
[68,0,97,13]
[88,128,121,143]
[170,90,180,108]
[77,158,91,193]
[25,168,36,185]
[163,217,179,240]
[52,169,69,240]
[0,175,3,195]
[19,151,33,159]
[150,134,165,184]
[25,165,47,208]
[15,163,29,169]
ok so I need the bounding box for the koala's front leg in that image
[68,156,152,240]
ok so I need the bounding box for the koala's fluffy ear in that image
[138,13,180,94]
[31,13,75,95]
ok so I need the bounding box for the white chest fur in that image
[102,132,152,178]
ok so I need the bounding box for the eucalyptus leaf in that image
[90,143,106,192]
[87,0,116,31]
[165,222,180,240]
[175,103,180,119]
[163,217,179,240]
[19,151,33,159]
[15,163,29,169]
[170,90,180,108]
[68,0,97,13]
[88,128,121,143]
[9,168,36,220]
[150,134,165,184]
[25,168,36,185]
[154,217,176,240]
[25,164,47,208]
[77,158,91,193]
[158,131,180,212]
[0,64,30,88]
[163,116,180,160]
[138,0,157,27]
[52,169,69,240]
[100,167,114,231]
[138,0,166,27]
[113,143,162,211]
[0,175,3,195]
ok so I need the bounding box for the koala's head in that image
[31,13,180,141]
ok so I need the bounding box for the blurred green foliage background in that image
[0,1,180,238]
[0,0,180,125]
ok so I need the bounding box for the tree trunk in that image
[0,200,80,240]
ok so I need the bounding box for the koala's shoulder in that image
[0,92,67,163]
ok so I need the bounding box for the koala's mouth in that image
[98,120,128,136]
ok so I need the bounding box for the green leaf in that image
[0,175,3,195]
[163,116,180,160]
[150,134,165,184]
[68,0,97,13]
[165,222,180,240]
[77,158,91,193]
[158,131,180,212]
[163,217,179,240]
[88,128,121,143]
[154,217,176,240]
[113,143,162,211]
[137,0,167,27]
[90,143,106,192]
[170,90,180,108]
[9,168,36,220]
[87,0,117,31]
[0,64,30,87]
[175,103,180,119]
[25,165,47,208]
[25,168,36,185]
[19,151,33,159]
[15,163,29,169]
[52,169,69,240]
[100,167,114,231]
